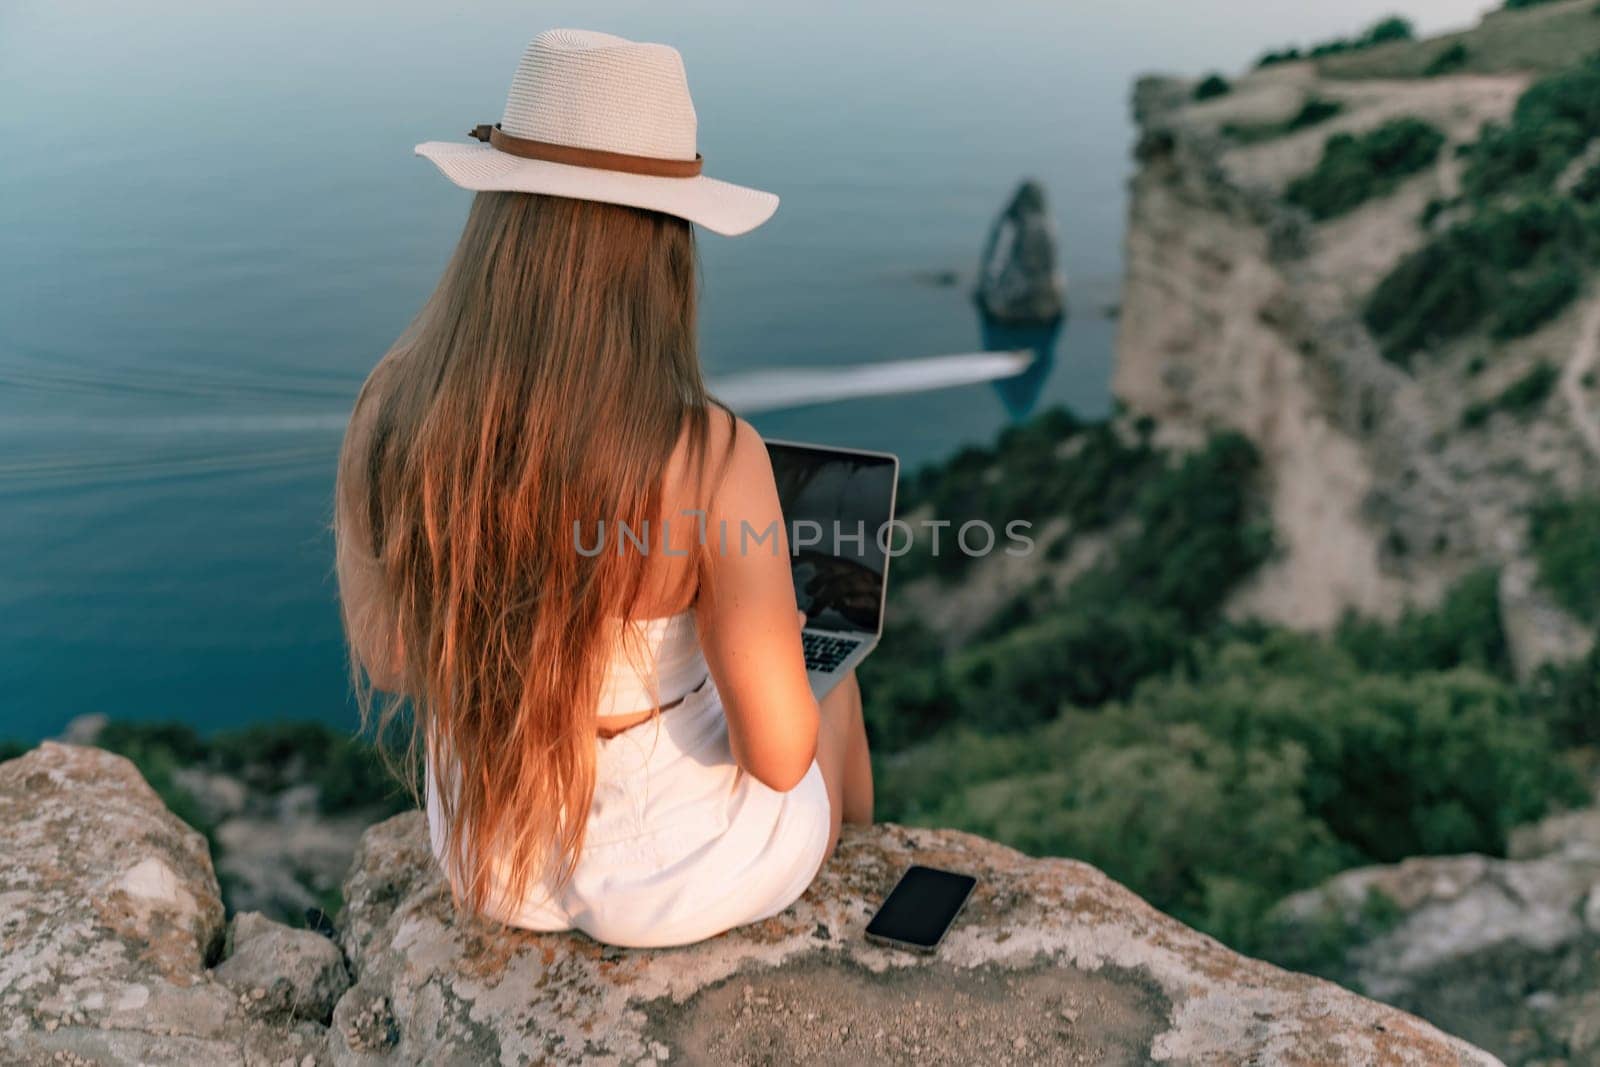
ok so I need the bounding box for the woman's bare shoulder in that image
[663,405,772,514]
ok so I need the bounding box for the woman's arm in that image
[694,417,820,792]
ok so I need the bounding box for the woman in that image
[333,28,873,949]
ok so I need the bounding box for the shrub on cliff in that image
[1256,15,1415,67]
[893,408,1157,582]
[1529,494,1600,622]
[1492,261,1583,337]
[866,431,1271,743]
[1335,567,1513,678]
[1423,41,1470,76]
[1521,642,1600,749]
[1461,361,1560,427]
[1082,432,1273,627]
[1463,55,1600,200]
[1365,197,1596,363]
[1286,118,1445,220]
[878,634,1585,951]
[1193,74,1230,101]
[944,604,1192,733]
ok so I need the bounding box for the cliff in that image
[1272,802,1600,1064]
[0,742,1500,1065]
[1115,4,1600,670]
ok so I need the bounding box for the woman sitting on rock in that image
[332,29,872,948]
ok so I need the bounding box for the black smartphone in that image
[864,864,977,952]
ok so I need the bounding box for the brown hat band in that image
[469,124,704,178]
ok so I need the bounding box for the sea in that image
[0,0,1486,738]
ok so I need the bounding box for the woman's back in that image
[334,27,872,949]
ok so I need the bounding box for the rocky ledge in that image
[2,743,1497,1065]
[1274,804,1600,1065]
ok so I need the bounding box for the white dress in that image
[424,611,832,948]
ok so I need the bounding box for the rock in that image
[975,179,1065,324]
[331,812,1495,1066]
[1508,802,1600,862]
[1273,805,1600,1065]
[0,743,328,1065]
[213,912,349,1024]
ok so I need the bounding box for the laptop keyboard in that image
[803,631,863,673]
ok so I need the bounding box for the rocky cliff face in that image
[1116,59,1597,666]
[1273,803,1600,1065]
[1,743,1500,1065]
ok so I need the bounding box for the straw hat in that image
[416,29,778,236]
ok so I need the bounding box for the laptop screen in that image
[765,441,899,636]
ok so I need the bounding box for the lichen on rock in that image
[332,811,1499,1066]
[0,743,333,1066]
[0,741,1501,1065]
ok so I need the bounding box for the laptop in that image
[765,439,900,699]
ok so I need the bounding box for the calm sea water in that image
[0,0,1484,739]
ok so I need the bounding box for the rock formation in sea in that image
[1,742,1500,1065]
[975,179,1066,325]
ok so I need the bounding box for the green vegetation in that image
[1423,41,1470,75]
[1335,567,1513,676]
[1365,195,1600,365]
[1460,361,1560,427]
[864,404,1594,962]
[865,423,1271,747]
[892,409,1158,583]
[1522,643,1600,749]
[1256,16,1416,68]
[1223,96,1344,144]
[1530,494,1600,622]
[1505,0,1565,10]
[1462,55,1600,200]
[1285,118,1445,220]
[1193,74,1231,101]
[877,633,1583,953]
[1574,163,1600,204]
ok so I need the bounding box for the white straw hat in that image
[416,29,778,237]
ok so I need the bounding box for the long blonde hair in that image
[334,191,728,917]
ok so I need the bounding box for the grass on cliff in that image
[1317,0,1600,80]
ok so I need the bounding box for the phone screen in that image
[865,865,977,949]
